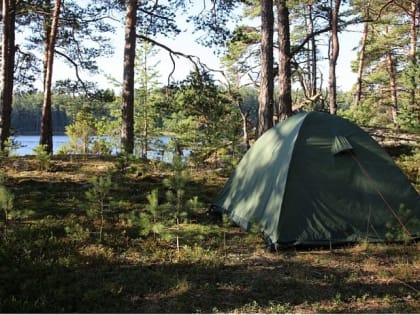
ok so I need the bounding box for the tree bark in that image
[0,0,16,151]
[386,51,399,128]
[40,0,62,154]
[382,24,398,128]
[328,0,340,115]
[121,0,137,154]
[408,0,417,109]
[307,3,317,97]
[277,0,292,120]
[354,2,369,108]
[237,99,250,149]
[241,111,250,150]
[257,0,274,138]
[142,48,148,159]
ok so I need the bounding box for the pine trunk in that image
[308,3,317,97]
[40,0,62,154]
[408,1,417,109]
[142,52,148,159]
[386,51,399,128]
[238,101,250,149]
[328,0,340,115]
[242,114,250,149]
[277,0,292,121]
[257,0,274,138]
[354,3,369,108]
[0,0,15,151]
[121,0,137,154]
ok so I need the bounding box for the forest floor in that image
[0,137,419,313]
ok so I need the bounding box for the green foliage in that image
[133,42,163,159]
[140,189,170,240]
[32,144,50,170]
[138,212,169,240]
[93,118,120,155]
[397,100,420,132]
[186,196,200,214]
[164,113,197,155]
[85,173,113,242]
[347,3,419,130]
[0,178,14,239]
[119,189,171,241]
[65,223,90,242]
[217,146,242,175]
[163,155,189,223]
[63,111,96,154]
[385,204,420,244]
[394,148,420,192]
[164,70,238,167]
[338,100,392,128]
[114,152,136,174]
[145,188,159,220]
[0,187,14,215]
[247,218,264,241]
[339,105,373,127]
[0,138,21,159]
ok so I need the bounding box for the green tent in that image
[212,111,420,246]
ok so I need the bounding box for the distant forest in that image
[10,85,354,137]
[12,108,70,135]
[11,93,71,135]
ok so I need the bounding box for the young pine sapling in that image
[85,173,113,242]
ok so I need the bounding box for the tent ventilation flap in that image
[332,135,353,155]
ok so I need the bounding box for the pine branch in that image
[291,17,373,57]
[136,33,213,85]
[53,49,89,94]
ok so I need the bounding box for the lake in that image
[12,135,189,162]
[12,135,70,156]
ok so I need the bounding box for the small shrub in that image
[186,196,201,215]
[85,173,113,242]
[65,223,90,242]
[0,184,14,239]
[163,154,190,223]
[91,138,113,156]
[140,189,171,240]
[385,204,420,244]
[118,189,171,241]
[33,145,50,171]
[115,153,136,174]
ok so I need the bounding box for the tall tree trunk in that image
[257,0,274,138]
[308,3,317,97]
[328,0,340,115]
[42,1,52,91]
[241,111,250,150]
[408,0,418,109]
[383,25,398,128]
[386,51,399,128]
[121,0,137,154]
[40,0,61,154]
[142,49,148,159]
[237,99,250,149]
[354,2,370,108]
[277,0,292,120]
[0,0,16,151]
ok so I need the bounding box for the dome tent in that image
[212,111,420,246]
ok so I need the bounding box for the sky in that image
[50,5,361,93]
